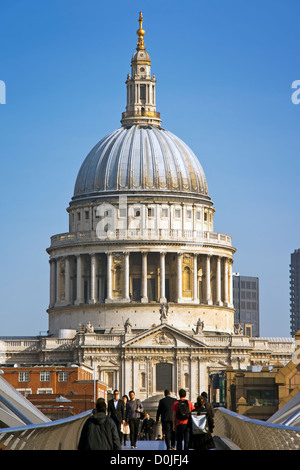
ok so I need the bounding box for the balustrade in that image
[51,229,232,246]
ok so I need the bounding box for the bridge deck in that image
[121,439,221,450]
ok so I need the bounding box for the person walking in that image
[200,391,214,418]
[107,389,125,442]
[78,398,121,450]
[172,389,194,451]
[156,389,177,450]
[141,412,155,440]
[125,390,144,449]
[190,394,215,450]
[121,395,130,446]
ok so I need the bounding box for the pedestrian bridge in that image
[1,407,300,450]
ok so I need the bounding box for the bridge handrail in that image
[2,406,300,450]
[0,410,92,450]
[214,407,300,450]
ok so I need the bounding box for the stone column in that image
[223,257,229,306]
[199,360,208,395]
[160,252,166,303]
[49,258,56,308]
[216,256,223,306]
[174,358,179,396]
[229,259,233,307]
[190,360,197,403]
[56,258,61,305]
[193,254,198,302]
[75,254,84,305]
[98,256,104,302]
[124,252,130,301]
[177,252,182,302]
[64,256,70,305]
[106,252,113,302]
[141,251,148,303]
[90,253,97,304]
[205,254,212,305]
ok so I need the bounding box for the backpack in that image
[176,400,191,420]
[136,399,145,420]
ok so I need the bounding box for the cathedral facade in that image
[1,14,294,404]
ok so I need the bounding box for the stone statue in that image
[160,302,169,323]
[234,324,244,335]
[85,321,94,333]
[193,318,204,335]
[124,318,132,334]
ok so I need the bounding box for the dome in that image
[73,125,209,201]
[131,49,151,64]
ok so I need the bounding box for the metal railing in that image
[213,407,300,450]
[2,406,300,450]
[0,410,91,450]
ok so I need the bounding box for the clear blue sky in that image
[0,0,299,337]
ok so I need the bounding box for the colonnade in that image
[49,251,233,309]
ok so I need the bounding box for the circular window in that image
[140,67,145,72]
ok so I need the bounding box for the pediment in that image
[122,324,207,349]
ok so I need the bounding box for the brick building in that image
[1,364,107,419]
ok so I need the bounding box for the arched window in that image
[140,372,146,389]
[183,266,191,291]
[140,85,146,101]
[115,265,121,291]
[184,373,189,389]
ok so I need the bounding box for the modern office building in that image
[233,274,260,337]
[290,249,300,337]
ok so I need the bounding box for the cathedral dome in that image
[73,125,209,201]
[72,12,210,204]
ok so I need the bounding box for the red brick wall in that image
[2,366,107,417]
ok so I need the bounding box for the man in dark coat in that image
[156,389,177,450]
[141,412,155,440]
[78,398,121,450]
[107,389,125,441]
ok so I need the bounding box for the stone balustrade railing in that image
[50,229,232,247]
[0,335,294,357]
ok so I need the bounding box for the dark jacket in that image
[156,395,177,422]
[107,398,125,423]
[193,401,214,433]
[141,417,155,433]
[190,401,215,451]
[78,412,121,450]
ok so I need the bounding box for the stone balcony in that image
[50,229,232,248]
